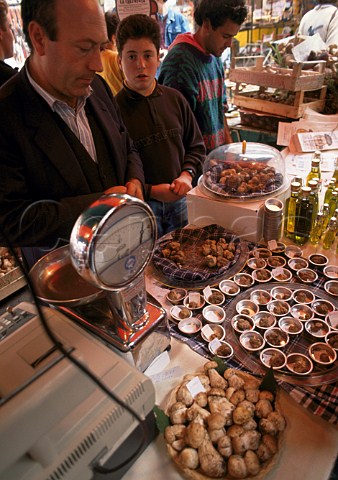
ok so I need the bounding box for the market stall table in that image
[122,335,338,480]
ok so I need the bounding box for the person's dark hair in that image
[21,0,57,50]
[0,0,8,31]
[105,10,119,40]
[194,0,247,28]
[116,14,160,55]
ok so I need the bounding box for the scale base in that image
[57,294,170,372]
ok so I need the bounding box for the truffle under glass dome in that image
[202,142,285,201]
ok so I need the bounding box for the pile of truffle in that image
[165,361,286,479]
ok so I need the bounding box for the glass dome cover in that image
[202,142,285,200]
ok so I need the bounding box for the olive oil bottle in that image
[284,181,301,239]
[321,203,331,231]
[308,179,319,226]
[322,216,338,249]
[324,179,336,205]
[310,211,324,245]
[294,186,313,245]
[306,151,321,185]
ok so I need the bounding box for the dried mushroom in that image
[164,362,286,479]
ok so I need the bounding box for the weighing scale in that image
[30,194,170,372]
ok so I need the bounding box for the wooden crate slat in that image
[233,86,327,119]
[229,60,326,92]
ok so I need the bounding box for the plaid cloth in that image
[166,246,338,424]
[152,225,242,282]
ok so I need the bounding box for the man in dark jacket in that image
[0,0,145,267]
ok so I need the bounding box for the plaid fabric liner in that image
[167,247,338,425]
[152,225,242,282]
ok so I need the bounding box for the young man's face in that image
[203,18,241,57]
[29,0,108,107]
[0,15,14,59]
[119,37,160,96]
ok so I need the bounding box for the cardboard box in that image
[187,182,290,243]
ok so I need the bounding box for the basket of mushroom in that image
[162,360,286,479]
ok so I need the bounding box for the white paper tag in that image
[203,286,213,299]
[268,240,278,251]
[172,306,181,317]
[202,324,215,339]
[186,376,206,397]
[149,366,183,384]
[272,267,284,276]
[210,337,222,352]
[327,311,338,329]
[189,292,200,304]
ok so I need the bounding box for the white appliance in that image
[0,302,156,480]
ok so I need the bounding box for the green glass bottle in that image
[333,158,338,187]
[294,186,313,246]
[321,203,331,231]
[324,179,336,205]
[329,190,338,218]
[284,181,301,239]
[322,216,338,249]
[308,179,319,226]
[306,151,321,185]
[310,211,324,244]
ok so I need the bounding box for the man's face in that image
[203,19,241,57]
[31,0,108,107]
[119,38,159,96]
[0,15,14,59]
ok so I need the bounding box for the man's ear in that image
[118,54,123,71]
[28,21,47,55]
[203,18,212,34]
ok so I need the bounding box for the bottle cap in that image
[290,181,301,192]
[301,186,311,196]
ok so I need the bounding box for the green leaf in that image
[259,368,278,395]
[212,356,229,376]
[153,405,170,433]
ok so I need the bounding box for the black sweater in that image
[116,82,205,196]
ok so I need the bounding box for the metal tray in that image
[224,282,338,387]
[0,267,26,302]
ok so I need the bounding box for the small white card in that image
[202,324,215,339]
[189,292,200,304]
[186,376,206,397]
[268,240,278,251]
[203,286,212,299]
[210,337,222,352]
[327,311,338,329]
[272,267,284,276]
[172,306,181,317]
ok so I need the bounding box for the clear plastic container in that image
[202,142,285,200]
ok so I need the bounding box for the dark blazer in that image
[0,66,145,249]
[0,60,18,87]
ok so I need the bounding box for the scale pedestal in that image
[57,292,169,372]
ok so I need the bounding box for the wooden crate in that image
[233,86,327,119]
[229,56,326,91]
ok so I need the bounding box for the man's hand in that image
[104,185,128,195]
[150,184,181,202]
[125,179,144,200]
[170,171,193,196]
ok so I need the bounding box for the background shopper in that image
[116,14,205,237]
[158,0,247,153]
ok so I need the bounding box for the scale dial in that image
[94,204,155,287]
[70,194,157,290]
